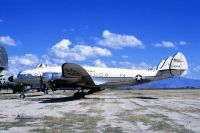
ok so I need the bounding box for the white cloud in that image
[50,39,112,61]
[122,55,128,58]
[155,41,175,48]
[93,59,107,68]
[193,66,200,72]
[119,61,132,66]
[111,60,117,65]
[41,55,59,66]
[9,54,39,66]
[116,61,151,70]
[98,30,144,49]
[0,36,16,46]
[7,38,112,74]
[8,54,39,74]
[179,41,187,45]
[155,40,187,48]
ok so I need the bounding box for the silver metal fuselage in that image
[13,66,158,87]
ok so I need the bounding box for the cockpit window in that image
[42,72,62,80]
[17,74,33,79]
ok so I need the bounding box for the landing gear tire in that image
[13,89,17,94]
[20,94,25,99]
[73,92,85,99]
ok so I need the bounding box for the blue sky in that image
[0,0,200,79]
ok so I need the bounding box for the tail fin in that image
[156,52,188,80]
[156,60,165,70]
[169,52,188,76]
[159,56,173,70]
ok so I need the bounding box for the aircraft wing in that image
[49,63,96,89]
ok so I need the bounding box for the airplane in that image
[8,52,188,99]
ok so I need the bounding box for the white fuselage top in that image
[21,66,158,78]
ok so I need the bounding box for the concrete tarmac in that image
[0,89,199,133]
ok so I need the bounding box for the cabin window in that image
[99,73,103,77]
[105,73,108,77]
[94,73,98,77]
[120,74,125,77]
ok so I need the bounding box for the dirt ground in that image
[0,89,200,133]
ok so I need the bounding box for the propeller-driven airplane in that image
[8,52,188,99]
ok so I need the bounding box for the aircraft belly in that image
[92,77,132,84]
[92,76,153,87]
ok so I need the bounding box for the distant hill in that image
[131,77,200,89]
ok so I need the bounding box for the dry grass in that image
[30,112,102,133]
[117,110,195,133]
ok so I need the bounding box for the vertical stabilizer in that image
[170,52,188,76]
[159,56,173,70]
[156,60,165,70]
[155,52,188,81]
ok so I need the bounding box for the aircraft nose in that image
[8,75,18,82]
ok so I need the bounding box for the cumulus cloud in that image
[155,41,187,48]
[179,41,187,45]
[7,38,112,73]
[0,36,16,46]
[93,59,107,68]
[49,39,112,61]
[193,66,200,72]
[116,61,151,70]
[155,41,175,48]
[98,30,144,49]
[8,54,39,74]
[9,54,39,66]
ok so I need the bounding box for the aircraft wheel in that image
[80,92,85,98]
[20,94,25,99]
[13,89,17,94]
[73,92,85,99]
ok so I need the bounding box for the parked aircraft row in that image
[0,45,188,99]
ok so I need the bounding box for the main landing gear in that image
[73,92,85,99]
[73,87,102,99]
[73,88,86,99]
[20,88,26,99]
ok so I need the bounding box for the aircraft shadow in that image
[0,93,14,94]
[135,96,158,99]
[39,95,158,103]
[25,95,44,97]
[85,96,158,100]
[39,96,80,103]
